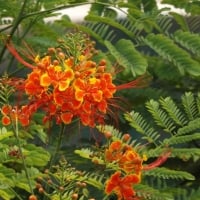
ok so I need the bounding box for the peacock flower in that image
[105,140,124,162]
[35,55,51,68]
[1,104,33,126]
[40,73,51,87]
[1,105,12,125]
[105,171,140,200]
[119,149,143,175]
[2,33,148,127]
[25,69,45,96]
[105,140,143,176]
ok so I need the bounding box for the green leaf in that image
[172,148,200,161]
[29,124,48,144]
[0,130,13,141]
[105,39,148,77]
[80,173,104,190]
[146,99,175,134]
[169,13,189,31]
[85,14,134,39]
[145,33,200,76]
[135,184,174,200]
[13,167,41,192]
[143,167,195,180]
[124,111,160,144]
[74,148,93,159]
[177,118,200,136]
[173,30,200,57]
[164,132,200,145]
[0,189,15,200]
[181,92,197,120]
[24,144,50,166]
[82,188,89,197]
[159,97,188,126]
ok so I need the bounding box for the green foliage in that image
[1,0,200,199]
[173,30,200,56]
[105,39,148,77]
[124,111,160,144]
[143,167,195,180]
[0,125,50,199]
[75,120,198,199]
[162,0,200,15]
[135,184,174,200]
[124,91,200,199]
[145,33,200,76]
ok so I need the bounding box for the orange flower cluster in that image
[1,33,147,127]
[105,171,140,200]
[1,36,118,127]
[105,139,143,199]
[1,104,36,126]
[105,140,143,175]
[23,53,116,127]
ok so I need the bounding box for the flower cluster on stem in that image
[1,33,119,127]
[103,133,143,200]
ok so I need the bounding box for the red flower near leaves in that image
[1,35,149,127]
[105,171,140,200]
[105,140,143,175]
[105,140,124,162]
[119,150,143,175]
[1,104,32,126]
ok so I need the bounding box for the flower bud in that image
[29,195,38,200]
[122,133,131,142]
[71,193,78,200]
[104,131,112,139]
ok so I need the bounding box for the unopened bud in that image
[122,133,131,142]
[71,193,78,200]
[104,131,112,139]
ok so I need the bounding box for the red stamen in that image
[143,150,171,170]
[6,42,35,69]
[116,74,152,90]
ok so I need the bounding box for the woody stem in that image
[43,123,65,200]
[13,116,34,195]
[48,123,65,170]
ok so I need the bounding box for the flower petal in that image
[75,89,84,102]
[2,115,11,126]
[1,105,11,115]
[92,90,103,102]
[65,68,74,80]
[61,112,73,124]
[97,100,107,113]
[40,73,51,87]
[58,80,70,91]
[105,171,121,194]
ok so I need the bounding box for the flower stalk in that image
[13,114,34,195]
[48,123,65,170]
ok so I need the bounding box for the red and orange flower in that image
[102,129,170,199]
[105,140,143,175]
[103,134,144,200]
[105,171,140,200]
[1,104,33,126]
[1,34,147,128]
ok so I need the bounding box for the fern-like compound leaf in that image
[143,167,195,180]
[159,96,188,126]
[124,111,160,145]
[181,92,198,121]
[177,118,200,136]
[146,99,176,134]
[173,30,200,56]
[135,184,174,200]
[144,33,200,76]
[164,132,200,145]
[104,39,148,77]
